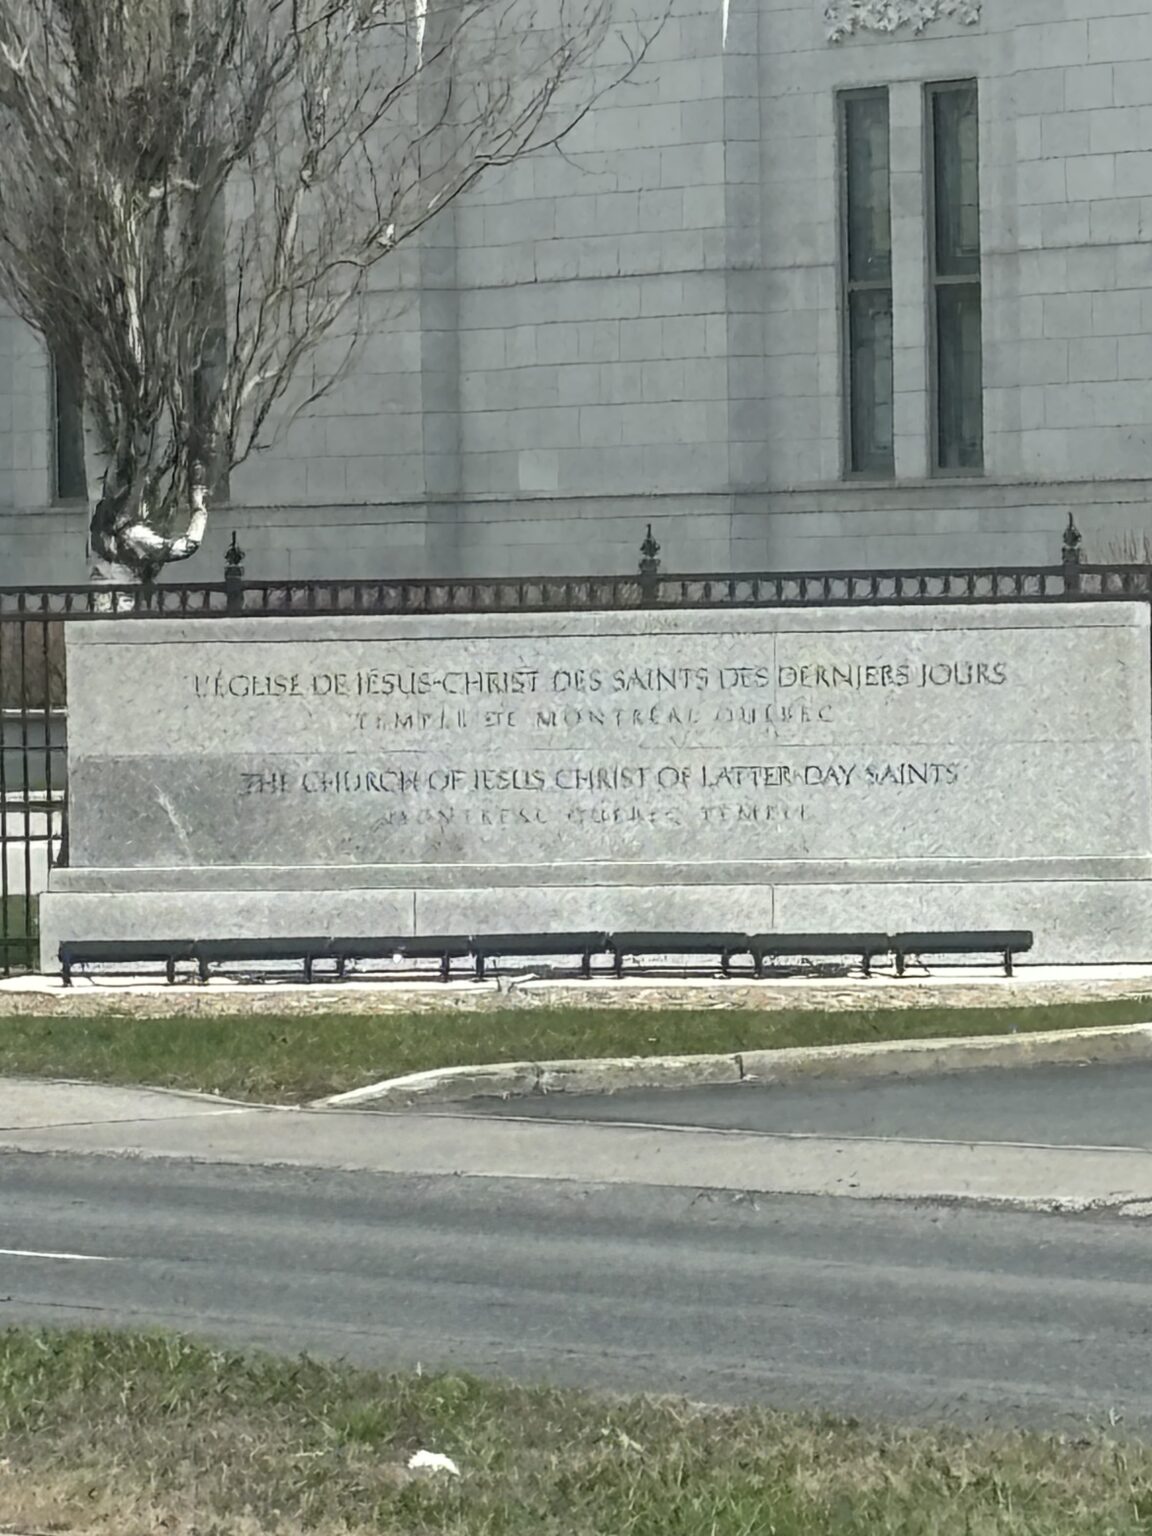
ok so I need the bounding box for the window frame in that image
[838,86,896,481]
[926,78,984,477]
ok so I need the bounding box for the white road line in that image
[0,1247,118,1263]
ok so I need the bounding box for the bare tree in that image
[0,0,644,582]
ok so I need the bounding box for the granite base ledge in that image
[46,856,1152,895]
[39,875,1152,970]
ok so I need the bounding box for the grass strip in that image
[0,997,1150,1102]
[1,1328,1149,1536]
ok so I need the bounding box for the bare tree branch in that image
[0,0,654,580]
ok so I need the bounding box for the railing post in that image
[224,531,245,612]
[639,523,661,605]
[1061,513,1082,595]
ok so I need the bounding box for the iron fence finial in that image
[639,523,661,604]
[1062,512,1082,567]
[224,530,245,611]
[1062,512,1083,596]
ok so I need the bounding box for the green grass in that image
[1,996,1151,1103]
[0,1329,1149,1536]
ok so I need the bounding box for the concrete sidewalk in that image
[0,1078,265,1129]
[3,1077,1152,1214]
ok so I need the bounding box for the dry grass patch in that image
[1,1330,1151,1534]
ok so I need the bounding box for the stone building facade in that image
[2,0,1152,583]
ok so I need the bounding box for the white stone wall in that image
[4,0,1152,583]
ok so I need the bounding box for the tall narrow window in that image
[841,89,894,478]
[51,341,87,503]
[929,80,983,473]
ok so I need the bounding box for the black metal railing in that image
[0,511,1143,975]
[3,563,1148,620]
[0,513,1142,619]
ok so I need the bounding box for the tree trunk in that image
[88,491,160,588]
[87,553,147,585]
[87,509,155,610]
[87,474,211,589]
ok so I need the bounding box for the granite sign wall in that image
[40,603,1152,964]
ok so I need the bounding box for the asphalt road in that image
[3,1150,1152,1433]
[455,1061,1152,1147]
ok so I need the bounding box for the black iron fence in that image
[0,516,1146,621]
[0,513,1144,975]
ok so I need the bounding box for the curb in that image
[317,1019,1152,1108]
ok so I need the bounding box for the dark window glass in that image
[935,285,983,471]
[930,81,983,472]
[849,291,895,478]
[845,94,892,284]
[841,89,893,477]
[52,343,87,503]
[933,84,981,277]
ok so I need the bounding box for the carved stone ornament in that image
[824,0,981,43]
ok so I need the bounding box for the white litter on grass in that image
[408,1450,461,1477]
